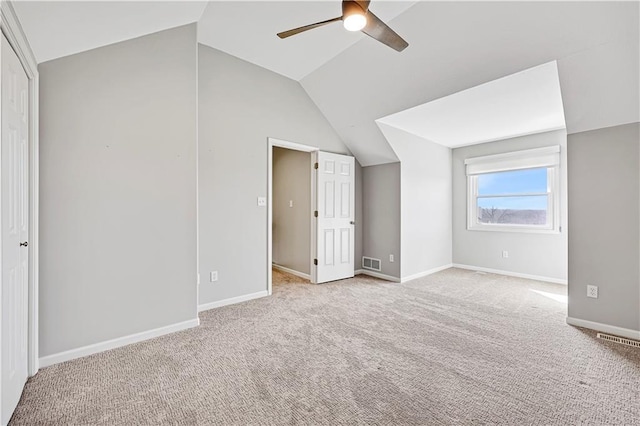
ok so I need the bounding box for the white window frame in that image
[465,146,561,234]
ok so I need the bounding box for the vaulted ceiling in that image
[13,1,640,166]
[13,0,414,79]
[13,1,209,64]
[197,1,415,80]
[300,1,639,165]
[377,61,567,149]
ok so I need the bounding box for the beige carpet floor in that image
[10,268,640,425]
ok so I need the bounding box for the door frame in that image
[267,138,318,295]
[1,1,40,379]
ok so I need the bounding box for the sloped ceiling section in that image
[12,1,639,168]
[197,1,415,81]
[13,1,208,64]
[377,61,566,150]
[301,1,639,166]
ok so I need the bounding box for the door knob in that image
[20,242,28,247]
[350,221,356,225]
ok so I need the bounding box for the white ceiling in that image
[13,1,209,64]
[14,0,414,80]
[377,61,566,148]
[301,1,639,165]
[12,1,640,167]
[198,1,415,80]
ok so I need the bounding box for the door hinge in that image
[313,259,318,266]
[314,162,318,169]
[314,210,318,217]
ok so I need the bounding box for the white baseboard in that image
[566,317,640,340]
[198,290,269,312]
[401,264,453,283]
[354,269,400,282]
[272,264,310,280]
[452,263,568,285]
[39,318,200,368]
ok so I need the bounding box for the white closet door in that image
[1,33,30,425]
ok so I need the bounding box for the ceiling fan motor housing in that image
[342,1,368,20]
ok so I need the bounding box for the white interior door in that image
[1,34,30,425]
[314,151,355,283]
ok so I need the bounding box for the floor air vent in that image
[596,333,640,348]
[362,256,381,271]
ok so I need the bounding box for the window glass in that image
[477,168,547,196]
[477,196,548,225]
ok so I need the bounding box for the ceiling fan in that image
[277,0,409,52]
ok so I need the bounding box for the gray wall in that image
[38,24,198,357]
[361,162,401,279]
[452,130,568,281]
[198,44,352,304]
[568,123,640,332]
[272,147,311,275]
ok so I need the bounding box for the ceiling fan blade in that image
[361,11,408,52]
[277,16,342,39]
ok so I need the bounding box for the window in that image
[465,146,560,232]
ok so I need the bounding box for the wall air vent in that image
[362,256,381,272]
[596,333,640,348]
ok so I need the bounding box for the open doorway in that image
[267,138,317,295]
[267,138,357,294]
[272,146,313,285]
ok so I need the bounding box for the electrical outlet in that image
[257,197,266,207]
[502,250,509,258]
[389,254,394,263]
[289,200,293,208]
[210,271,218,282]
[587,285,598,298]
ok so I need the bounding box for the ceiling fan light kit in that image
[277,0,408,52]
[342,0,367,31]
[343,14,367,32]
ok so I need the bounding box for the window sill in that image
[467,225,560,235]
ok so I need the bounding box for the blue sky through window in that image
[478,196,547,210]
[477,168,547,210]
